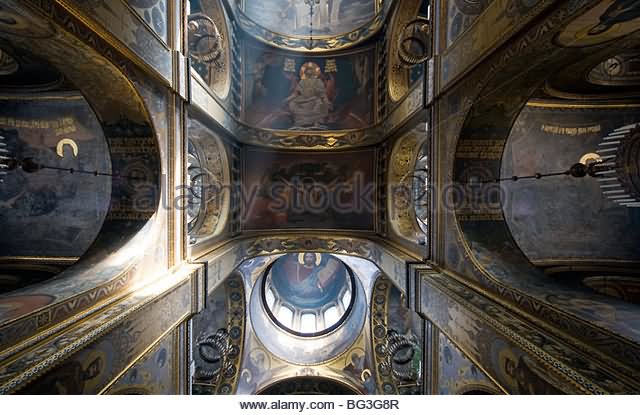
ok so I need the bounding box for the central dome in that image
[241,0,377,38]
[262,253,355,336]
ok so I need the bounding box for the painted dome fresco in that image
[262,253,355,336]
[241,0,378,38]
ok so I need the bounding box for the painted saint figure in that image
[290,252,340,297]
[272,253,345,307]
[286,62,330,128]
[588,0,640,35]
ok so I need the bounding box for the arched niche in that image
[257,376,361,395]
[458,385,500,395]
[387,122,429,254]
[187,0,232,100]
[449,2,640,365]
[387,0,428,103]
[500,101,640,277]
[187,115,231,246]
[0,2,161,345]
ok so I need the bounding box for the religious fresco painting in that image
[501,105,640,265]
[127,0,169,42]
[4,0,640,398]
[556,0,640,47]
[445,0,547,47]
[445,0,492,47]
[437,332,499,394]
[241,148,375,230]
[0,94,111,293]
[268,253,348,311]
[419,276,568,394]
[243,44,374,130]
[106,331,178,395]
[232,253,378,395]
[242,0,377,37]
[440,0,544,85]
[14,280,191,395]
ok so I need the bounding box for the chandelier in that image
[0,131,7,183]
[304,0,321,49]
[473,125,640,209]
[398,17,432,67]
[595,123,640,208]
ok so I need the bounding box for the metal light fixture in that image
[0,128,139,182]
[398,17,432,67]
[595,123,640,208]
[187,13,224,67]
[473,125,640,208]
[304,0,321,49]
[0,131,8,183]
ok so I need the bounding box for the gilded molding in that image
[195,234,420,298]
[0,265,201,394]
[420,271,640,394]
[387,0,423,102]
[0,264,138,354]
[371,276,397,394]
[215,275,245,395]
[234,122,387,149]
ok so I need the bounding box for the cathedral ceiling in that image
[191,252,424,395]
[501,101,640,269]
[433,0,640,371]
[185,0,430,151]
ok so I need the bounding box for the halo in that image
[56,138,79,158]
[579,152,602,165]
[297,252,321,266]
[299,61,321,79]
